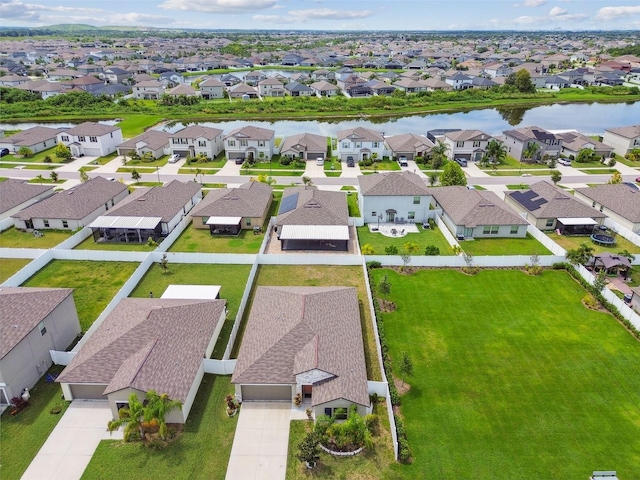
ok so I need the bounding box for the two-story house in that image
[224,126,276,162]
[133,79,165,99]
[336,127,386,162]
[169,125,224,159]
[101,67,130,85]
[445,72,473,90]
[444,130,494,162]
[199,77,225,99]
[258,78,285,97]
[503,126,562,162]
[602,124,640,157]
[56,122,123,157]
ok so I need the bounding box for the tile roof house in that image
[232,286,370,417]
[574,184,640,233]
[503,126,562,162]
[505,181,606,233]
[431,186,528,239]
[56,297,227,424]
[280,133,328,161]
[12,176,129,231]
[358,171,432,225]
[0,126,61,154]
[443,129,494,162]
[336,127,385,162]
[190,181,273,236]
[0,179,55,221]
[224,125,275,162]
[276,187,349,251]
[557,131,613,159]
[384,133,434,161]
[56,121,124,157]
[0,287,80,404]
[602,124,640,157]
[116,130,171,159]
[169,125,224,160]
[88,180,201,243]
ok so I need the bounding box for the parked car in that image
[346,156,355,167]
[316,157,324,166]
[558,158,572,166]
[454,158,467,167]
[235,158,244,165]
[398,156,408,167]
[168,153,180,164]
[636,176,640,183]
[0,148,10,157]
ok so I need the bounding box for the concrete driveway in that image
[21,401,121,480]
[225,402,291,480]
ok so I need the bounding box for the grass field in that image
[244,265,381,381]
[0,366,69,480]
[0,257,31,282]
[459,233,551,256]
[360,160,401,172]
[81,375,236,480]
[347,192,361,217]
[0,227,73,249]
[357,225,453,256]
[130,263,251,359]
[73,236,159,251]
[548,233,640,255]
[117,115,163,138]
[370,268,640,479]
[22,260,138,331]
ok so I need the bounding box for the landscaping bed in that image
[357,225,453,256]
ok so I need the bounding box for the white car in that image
[168,154,180,164]
[558,158,571,166]
[316,157,324,166]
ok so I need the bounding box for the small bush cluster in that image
[314,405,372,452]
[394,415,412,462]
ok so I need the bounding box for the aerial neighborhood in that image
[1,27,640,480]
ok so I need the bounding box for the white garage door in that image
[69,384,108,400]
[241,385,291,401]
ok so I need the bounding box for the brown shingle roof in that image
[358,171,431,196]
[56,298,226,402]
[337,127,385,143]
[574,184,640,222]
[62,121,120,137]
[280,132,328,155]
[384,133,434,154]
[604,124,640,139]
[0,179,54,215]
[231,286,369,407]
[0,287,74,359]
[170,125,223,141]
[190,181,272,219]
[224,125,275,141]
[276,187,348,226]
[117,130,171,151]
[444,129,493,142]
[1,126,60,147]
[13,176,128,221]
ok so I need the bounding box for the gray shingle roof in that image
[57,297,226,402]
[384,133,434,154]
[358,171,431,196]
[224,125,275,141]
[0,179,54,215]
[337,127,385,142]
[432,186,528,228]
[504,125,558,143]
[0,287,74,359]
[13,176,128,221]
[1,126,60,147]
[604,124,640,139]
[444,129,492,142]
[280,133,328,155]
[231,286,369,407]
[555,131,611,153]
[276,187,348,226]
[190,181,272,218]
[575,184,640,222]
[104,180,200,223]
[170,125,223,141]
[62,121,120,137]
[117,130,171,151]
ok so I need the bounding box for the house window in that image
[342,142,349,149]
[258,141,265,147]
[371,211,376,217]
[473,141,481,147]
[61,135,69,142]
[198,140,206,147]
[246,218,251,226]
[483,225,499,235]
[413,196,420,205]
[105,202,109,210]
[510,225,519,235]
[116,401,128,411]
[43,220,50,228]
[373,142,379,148]
[456,141,464,148]
[89,136,97,143]
[408,211,415,220]
[39,321,47,336]
[324,408,332,416]
[228,140,236,147]
[78,136,85,142]
[545,219,554,227]
[240,140,248,147]
[202,217,208,225]
[355,142,361,148]
[62,220,68,228]
[111,199,114,207]
[333,408,348,420]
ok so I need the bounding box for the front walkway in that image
[21,401,121,480]
[225,402,291,480]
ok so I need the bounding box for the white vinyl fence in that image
[0,217,14,232]
[53,227,92,250]
[156,251,255,265]
[257,253,363,265]
[1,250,52,287]
[0,248,48,259]
[49,350,76,366]
[367,381,388,397]
[203,359,236,375]
[156,215,191,253]
[435,213,460,249]
[223,260,259,360]
[365,254,566,268]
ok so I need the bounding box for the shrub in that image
[280,156,292,166]
[424,245,440,255]
[366,260,382,269]
[361,243,376,255]
[43,155,52,163]
[364,414,380,436]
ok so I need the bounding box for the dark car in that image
[0,148,10,157]
[623,182,639,191]
[235,158,244,165]
[346,156,355,167]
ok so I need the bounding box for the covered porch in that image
[278,224,349,251]
[206,216,242,236]
[556,217,598,236]
[89,216,162,243]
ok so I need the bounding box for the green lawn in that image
[81,375,237,480]
[357,225,453,256]
[486,170,553,177]
[578,168,619,175]
[370,268,640,479]
[117,115,163,138]
[347,192,361,217]
[286,398,396,480]
[0,227,73,249]
[480,155,550,171]
[360,160,400,172]
[74,236,159,251]
[0,257,31,283]
[92,152,118,165]
[124,154,169,168]
[22,260,138,331]
[0,147,65,164]
[130,263,251,359]
[246,265,381,381]
[0,366,70,480]
[459,233,551,256]
[324,158,342,173]
[26,178,64,184]
[548,233,640,255]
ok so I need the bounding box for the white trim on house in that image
[279,225,350,240]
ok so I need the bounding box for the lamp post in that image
[156,166,161,185]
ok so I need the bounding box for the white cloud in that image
[513,15,539,24]
[549,7,567,16]
[254,8,373,24]
[516,0,546,7]
[596,6,640,21]
[159,0,278,14]
[0,0,101,20]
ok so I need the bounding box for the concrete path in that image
[21,401,121,480]
[225,402,291,480]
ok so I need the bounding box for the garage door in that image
[69,384,108,400]
[241,385,291,401]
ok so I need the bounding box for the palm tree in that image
[302,176,313,186]
[108,393,145,440]
[431,140,449,167]
[486,139,507,165]
[144,390,182,440]
[522,142,540,164]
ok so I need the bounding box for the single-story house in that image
[88,180,201,243]
[169,125,224,160]
[56,122,124,157]
[556,131,613,159]
[574,184,640,233]
[285,81,315,97]
[12,176,129,231]
[384,133,434,161]
[189,181,273,235]
[432,186,528,239]
[505,180,606,233]
[56,297,227,424]
[0,287,80,405]
[231,286,370,418]
[358,171,432,224]
[275,187,349,251]
[116,130,171,159]
[279,133,328,161]
[0,126,60,154]
[0,179,55,221]
[602,124,640,157]
[228,82,258,99]
[310,80,339,97]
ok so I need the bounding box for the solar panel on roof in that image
[279,192,299,214]
[511,190,548,211]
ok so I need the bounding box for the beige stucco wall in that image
[314,399,367,419]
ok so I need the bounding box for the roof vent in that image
[137,198,146,201]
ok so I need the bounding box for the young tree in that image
[399,352,414,386]
[36,174,45,183]
[361,244,375,255]
[431,140,449,167]
[302,176,313,186]
[107,393,145,441]
[131,168,141,184]
[194,168,203,184]
[160,253,169,274]
[592,269,607,293]
[427,171,439,186]
[54,142,72,160]
[607,171,622,184]
[550,170,562,185]
[486,139,507,165]
[144,391,182,441]
[384,245,398,255]
[141,151,155,163]
[17,146,33,158]
[378,274,391,300]
[50,171,59,182]
[440,162,467,186]
[296,431,321,468]
[79,168,89,183]
[522,142,540,164]
[566,242,594,265]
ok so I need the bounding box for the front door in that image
[302,385,312,400]
[464,227,473,238]
[387,211,395,223]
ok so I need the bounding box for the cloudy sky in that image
[1,0,639,31]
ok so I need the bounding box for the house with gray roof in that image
[431,186,528,239]
[190,181,273,236]
[602,124,640,157]
[224,125,275,162]
[116,130,171,159]
[444,129,494,162]
[88,180,201,243]
[12,176,129,231]
[232,286,370,418]
[358,171,432,225]
[503,126,562,162]
[0,126,60,154]
[199,77,225,99]
[228,82,258,99]
[133,79,165,99]
[336,127,385,162]
[56,297,227,424]
[276,187,349,251]
[169,125,224,160]
[56,121,124,157]
[285,81,314,97]
[309,80,339,97]
[0,287,80,405]
[557,131,613,159]
[280,132,328,161]
[384,133,434,161]
[0,179,55,221]
[574,184,640,233]
[505,180,606,233]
